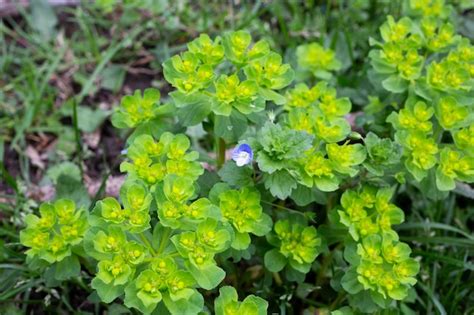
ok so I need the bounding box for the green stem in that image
[315,243,344,291]
[272,272,283,286]
[217,137,226,169]
[158,227,172,254]
[329,291,347,310]
[261,200,300,214]
[139,233,157,256]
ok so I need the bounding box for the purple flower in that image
[232,143,253,167]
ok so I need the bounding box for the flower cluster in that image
[387,100,439,181]
[387,95,474,191]
[337,186,419,301]
[210,184,272,250]
[20,199,88,264]
[214,286,268,315]
[370,11,474,191]
[94,182,152,232]
[370,16,425,86]
[370,8,468,93]
[120,132,203,186]
[111,88,169,128]
[408,0,451,19]
[124,257,202,314]
[284,82,366,192]
[155,175,218,230]
[285,82,352,143]
[265,219,321,275]
[79,177,207,314]
[296,43,341,79]
[171,219,231,288]
[163,31,293,124]
[426,43,472,92]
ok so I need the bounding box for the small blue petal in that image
[232,143,253,167]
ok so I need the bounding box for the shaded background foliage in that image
[0,0,473,314]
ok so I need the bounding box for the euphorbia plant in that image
[20,2,473,312]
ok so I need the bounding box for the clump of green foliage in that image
[369,2,474,194]
[19,0,474,313]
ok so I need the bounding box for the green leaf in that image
[314,176,340,192]
[208,182,231,204]
[419,170,449,201]
[331,306,354,315]
[232,232,251,250]
[55,174,90,208]
[91,277,124,303]
[212,100,233,116]
[214,112,248,143]
[341,268,363,294]
[436,167,456,191]
[290,185,327,206]
[197,170,220,197]
[171,92,212,126]
[77,106,109,133]
[413,81,433,101]
[259,88,286,105]
[54,255,80,281]
[343,243,360,266]
[214,285,268,315]
[240,295,268,315]
[251,213,273,237]
[46,162,81,184]
[285,267,306,283]
[348,290,381,313]
[186,262,225,290]
[369,50,396,74]
[382,75,409,93]
[264,170,297,199]
[218,162,254,187]
[264,249,287,272]
[101,65,126,92]
[162,290,204,315]
[256,123,314,173]
[214,286,239,315]
[288,259,312,274]
[124,281,157,314]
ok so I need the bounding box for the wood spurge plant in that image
[16,1,473,314]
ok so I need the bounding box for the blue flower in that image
[232,143,253,167]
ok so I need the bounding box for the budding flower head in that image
[232,143,253,167]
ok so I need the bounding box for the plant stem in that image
[261,200,300,214]
[272,272,283,286]
[139,233,157,256]
[329,291,347,310]
[217,137,226,169]
[158,227,172,254]
[315,243,343,291]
